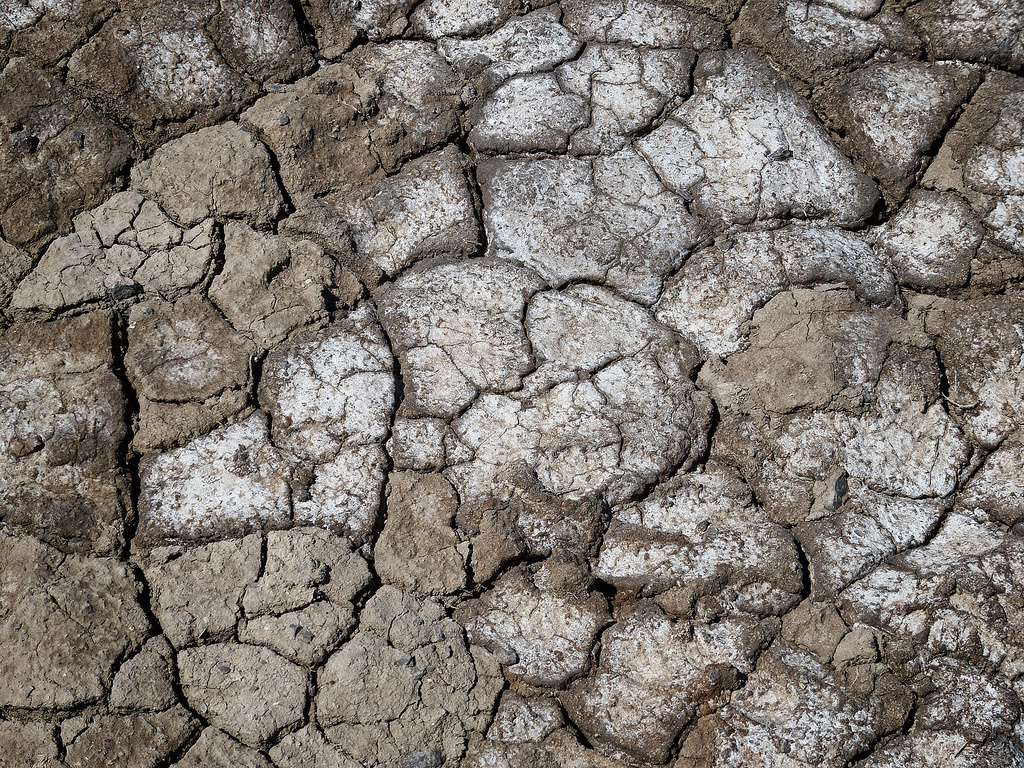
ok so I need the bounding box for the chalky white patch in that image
[138,413,293,539]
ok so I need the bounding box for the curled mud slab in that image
[2,0,1024,765]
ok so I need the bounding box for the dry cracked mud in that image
[2,0,1024,766]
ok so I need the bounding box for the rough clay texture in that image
[3,1,1024,767]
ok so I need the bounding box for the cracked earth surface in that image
[2,0,1024,765]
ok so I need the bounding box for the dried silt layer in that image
[2,0,1024,766]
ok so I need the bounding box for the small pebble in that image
[12,130,37,154]
[401,749,443,768]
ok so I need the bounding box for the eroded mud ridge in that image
[2,0,1024,765]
